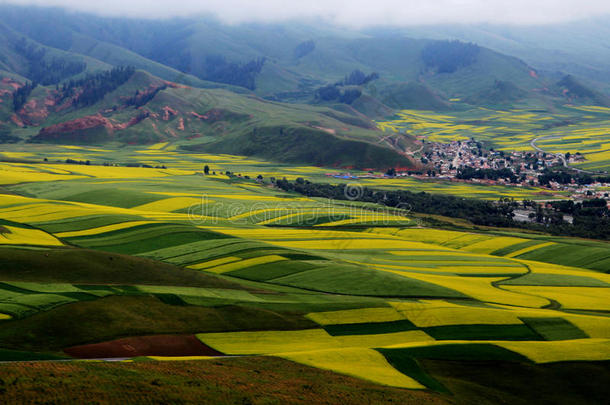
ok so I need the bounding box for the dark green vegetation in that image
[518,317,588,341]
[514,242,610,272]
[323,319,417,336]
[421,324,543,341]
[275,178,610,240]
[379,344,531,392]
[0,247,245,288]
[421,359,610,405]
[276,178,517,226]
[0,295,316,351]
[266,265,467,298]
[186,126,412,169]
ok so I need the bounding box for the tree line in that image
[538,169,610,186]
[12,81,37,111]
[275,178,516,227]
[314,70,379,104]
[274,178,609,240]
[457,167,519,183]
[422,40,480,74]
[59,66,136,107]
[204,55,266,90]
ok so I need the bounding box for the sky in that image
[2,0,610,26]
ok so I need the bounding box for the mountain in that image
[0,4,586,107]
[556,75,610,107]
[1,4,608,169]
[383,18,610,95]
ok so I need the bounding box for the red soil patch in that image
[162,106,179,121]
[64,334,223,358]
[19,97,51,125]
[41,114,114,134]
[311,125,337,135]
[163,80,189,89]
[10,114,25,127]
[1,78,21,90]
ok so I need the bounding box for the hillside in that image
[1,68,412,169]
[397,18,610,95]
[0,4,608,170]
[0,4,602,110]
[0,145,609,403]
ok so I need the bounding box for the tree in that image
[203,165,210,175]
[386,168,397,177]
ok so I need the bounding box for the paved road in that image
[530,135,598,174]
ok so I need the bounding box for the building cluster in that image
[326,139,609,204]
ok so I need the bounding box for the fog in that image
[2,0,610,26]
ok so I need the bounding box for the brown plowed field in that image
[64,334,223,358]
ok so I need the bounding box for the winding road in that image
[530,135,599,174]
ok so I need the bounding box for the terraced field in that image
[0,146,608,400]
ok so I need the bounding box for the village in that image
[327,138,610,203]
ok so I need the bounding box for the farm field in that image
[0,145,609,402]
[0,143,569,200]
[377,106,610,172]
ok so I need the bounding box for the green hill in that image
[0,4,589,109]
[556,75,610,107]
[3,68,410,169]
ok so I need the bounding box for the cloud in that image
[3,0,610,26]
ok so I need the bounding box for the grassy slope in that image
[0,6,560,105]
[14,69,412,168]
[0,21,111,79]
[0,357,448,405]
[0,246,250,288]
[0,357,608,404]
[0,295,316,351]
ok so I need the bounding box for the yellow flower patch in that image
[306,307,405,326]
[277,348,425,389]
[503,286,610,311]
[195,255,288,274]
[0,226,63,246]
[54,221,156,238]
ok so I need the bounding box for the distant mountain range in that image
[0,4,608,168]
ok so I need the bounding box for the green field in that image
[0,145,609,402]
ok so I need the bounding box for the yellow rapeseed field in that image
[503,286,610,311]
[497,339,610,363]
[390,272,550,308]
[0,225,63,246]
[505,242,555,258]
[277,348,425,389]
[390,300,523,327]
[306,307,405,325]
[192,255,288,273]
[132,197,203,212]
[54,221,156,238]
